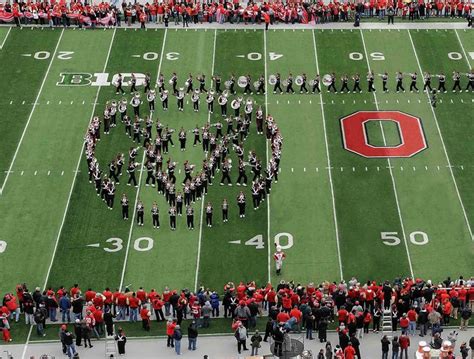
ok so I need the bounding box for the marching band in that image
[84,66,474,230]
[84,71,284,231]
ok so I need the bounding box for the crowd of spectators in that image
[0,0,472,28]
[1,275,473,347]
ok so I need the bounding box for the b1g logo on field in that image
[340,111,427,158]
[56,72,147,87]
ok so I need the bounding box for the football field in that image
[0,26,473,296]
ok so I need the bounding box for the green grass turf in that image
[0,28,115,295]
[0,28,61,184]
[196,29,269,289]
[0,29,472,297]
[410,29,474,237]
[47,29,166,291]
[122,29,214,293]
[314,29,411,281]
[362,29,473,279]
[266,29,341,284]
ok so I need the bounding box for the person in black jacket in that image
[319,318,328,343]
[115,327,127,355]
[305,314,314,340]
[418,306,429,336]
[63,329,77,359]
[187,321,198,351]
[73,319,82,346]
[381,335,390,359]
[350,333,361,359]
[392,336,400,359]
[104,307,115,336]
[264,317,274,342]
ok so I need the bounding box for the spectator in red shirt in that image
[140,305,151,331]
[398,334,410,359]
[406,307,417,336]
[399,313,409,335]
[344,341,356,359]
[127,293,141,323]
[337,306,349,325]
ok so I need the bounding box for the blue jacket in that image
[210,293,220,308]
[59,296,71,311]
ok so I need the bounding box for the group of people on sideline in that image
[1,275,473,357]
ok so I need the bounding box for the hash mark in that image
[377,167,380,171]
[401,166,404,171]
[61,171,64,176]
[437,166,440,170]
[47,171,50,176]
[425,166,428,170]
[291,168,294,172]
[22,100,25,105]
[34,171,37,176]
[21,171,24,176]
[303,167,306,172]
[412,166,416,171]
[9,100,12,105]
[340,167,344,172]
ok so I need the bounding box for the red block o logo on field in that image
[340,111,427,158]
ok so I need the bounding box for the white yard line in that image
[360,29,415,278]
[20,28,117,359]
[312,30,344,281]
[263,30,272,284]
[454,29,472,69]
[0,26,11,50]
[408,30,473,241]
[194,28,217,292]
[119,28,168,290]
[1,28,64,196]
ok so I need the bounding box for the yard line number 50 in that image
[381,231,429,246]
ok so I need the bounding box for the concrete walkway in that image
[2,329,473,358]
